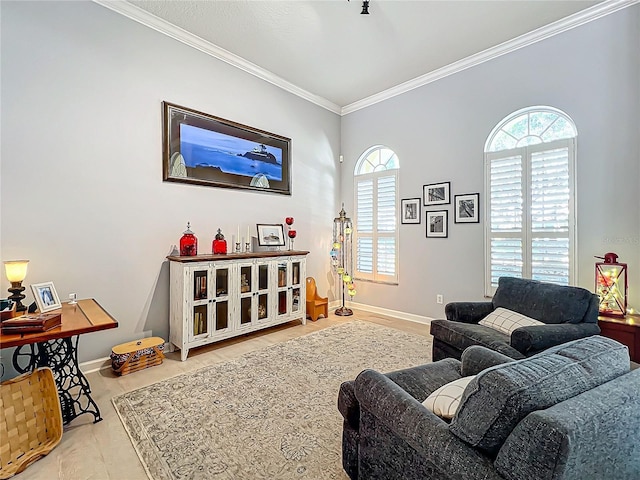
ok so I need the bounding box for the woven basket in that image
[0,367,63,479]
[111,337,165,376]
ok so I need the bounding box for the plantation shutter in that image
[530,144,571,285]
[487,153,524,288]
[356,178,374,275]
[485,138,574,295]
[377,176,396,277]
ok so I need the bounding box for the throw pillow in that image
[479,307,543,335]
[422,376,475,419]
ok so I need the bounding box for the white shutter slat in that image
[377,176,396,232]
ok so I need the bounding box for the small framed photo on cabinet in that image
[423,182,451,206]
[30,281,62,313]
[256,224,286,247]
[426,210,448,238]
[454,193,480,223]
[401,198,421,224]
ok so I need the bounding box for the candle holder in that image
[235,242,241,253]
[245,242,251,253]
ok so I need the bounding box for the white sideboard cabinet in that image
[168,251,308,361]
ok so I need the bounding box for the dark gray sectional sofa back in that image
[492,276,599,324]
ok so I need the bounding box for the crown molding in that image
[341,0,640,115]
[92,0,342,115]
[93,0,637,117]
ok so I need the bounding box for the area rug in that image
[112,321,433,480]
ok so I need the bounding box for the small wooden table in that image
[598,314,640,362]
[0,299,118,425]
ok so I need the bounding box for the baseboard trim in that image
[79,305,429,373]
[328,300,433,325]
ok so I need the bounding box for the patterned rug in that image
[112,321,433,480]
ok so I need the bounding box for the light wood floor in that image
[13,310,431,480]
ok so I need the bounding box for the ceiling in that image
[109,1,619,112]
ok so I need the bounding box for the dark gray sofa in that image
[430,276,600,361]
[338,336,639,480]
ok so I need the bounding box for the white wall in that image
[0,1,341,370]
[341,5,640,318]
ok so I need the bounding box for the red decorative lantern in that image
[212,228,227,254]
[595,252,627,318]
[179,222,198,256]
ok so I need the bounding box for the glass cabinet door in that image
[276,261,289,317]
[214,266,229,332]
[190,268,210,340]
[257,263,270,322]
[239,263,254,327]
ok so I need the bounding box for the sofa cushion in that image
[449,335,630,456]
[479,307,544,335]
[492,277,596,324]
[422,376,475,419]
[430,319,525,359]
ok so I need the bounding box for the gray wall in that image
[341,5,640,318]
[0,1,341,372]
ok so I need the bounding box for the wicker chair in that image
[306,277,328,321]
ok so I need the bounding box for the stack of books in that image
[1,312,62,334]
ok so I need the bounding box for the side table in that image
[0,299,118,425]
[598,314,640,363]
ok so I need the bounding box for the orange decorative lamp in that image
[595,252,627,318]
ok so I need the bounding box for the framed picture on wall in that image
[423,182,451,206]
[30,281,62,313]
[401,198,421,224]
[426,210,448,238]
[162,102,292,195]
[454,193,480,223]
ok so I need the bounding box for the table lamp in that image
[4,260,29,312]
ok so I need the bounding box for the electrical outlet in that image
[436,294,443,304]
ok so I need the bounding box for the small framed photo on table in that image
[256,224,286,247]
[426,210,448,238]
[31,281,62,313]
[454,193,480,223]
[423,182,451,206]
[401,198,421,224]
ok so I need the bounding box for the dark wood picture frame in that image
[162,102,292,195]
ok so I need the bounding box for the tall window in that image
[354,146,399,284]
[484,107,577,296]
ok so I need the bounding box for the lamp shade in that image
[4,260,29,283]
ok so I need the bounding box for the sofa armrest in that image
[355,369,502,479]
[510,323,601,354]
[460,345,514,376]
[445,302,494,324]
[338,359,462,430]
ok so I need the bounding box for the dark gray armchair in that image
[338,336,639,480]
[430,277,600,361]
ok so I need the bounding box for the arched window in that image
[354,146,399,283]
[484,107,577,295]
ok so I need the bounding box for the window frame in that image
[353,146,399,284]
[484,109,577,296]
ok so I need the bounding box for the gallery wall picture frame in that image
[30,281,62,313]
[454,193,480,223]
[162,102,292,195]
[426,210,448,238]
[423,182,451,206]
[401,198,421,224]
[256,224,286,247]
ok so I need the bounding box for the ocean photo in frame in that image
[162,102,291,195]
